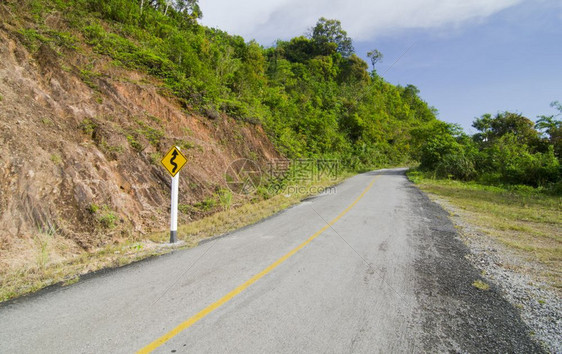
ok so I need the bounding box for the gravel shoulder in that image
[422,192,561,353]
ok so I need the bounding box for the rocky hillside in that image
[0,5,279,275]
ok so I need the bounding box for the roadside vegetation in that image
[409,173,561,288]
[409,103,561,288]
[413,103,562,191]
[6,0,439,170]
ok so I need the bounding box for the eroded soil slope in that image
[0,8,279,276]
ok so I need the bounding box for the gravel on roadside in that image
[427,195,561,353]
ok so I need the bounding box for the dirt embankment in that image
[0,11,280,274]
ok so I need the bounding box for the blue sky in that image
[199,0,562,132]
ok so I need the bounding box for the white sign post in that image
[170,172,179,243]
[161,146,187,244]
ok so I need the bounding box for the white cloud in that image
[199,0,522,44]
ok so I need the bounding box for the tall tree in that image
[171,0,202,21]
[367,49,383,70]
[536,101,562,158]
[310,18,354,57]
[536,101,562,135]
[473,112,538,146]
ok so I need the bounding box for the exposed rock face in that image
[0,19,279,261]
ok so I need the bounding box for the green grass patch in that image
[149,152,162,165]
[472,280,490,291]
[79,118,97,135]
[126,134,143,152]
[18,28,49,50]
[79,69,101,90]
[408,170,562,288]
[89,204,118,229]
[50,153,62,165]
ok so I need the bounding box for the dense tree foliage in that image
[418,106,561,190]
[13,0,438,171]
[472,112,539,148]
[309,17,354,58]
[367,49,383,70]
[22,0,559,191]
[536,101,562,159]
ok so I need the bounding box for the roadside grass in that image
[0,241,154,302]
[147,174,352,245]
[0,173,351,303]
[408,170,562,289]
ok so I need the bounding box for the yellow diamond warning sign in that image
[161,146,187,177]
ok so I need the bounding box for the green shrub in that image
[98,210,117,229]
[194,197,216,211]
[217,188,233,210]
[149,152,162,165]
[256,185,274,200]
[419,135,464,171]
[435,153,477,181]
[18,28,48,50]
[220,99,249,119]
[546,179,562,195]
[79,69,101,90]
[47,30,79,50]
[486,135,560,187]
[88,204,118,229]
[178,204,194,214]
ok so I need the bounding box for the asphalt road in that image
[0,169,544,353]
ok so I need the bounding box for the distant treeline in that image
[417,104,562,191]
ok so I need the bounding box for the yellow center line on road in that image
[138,175,380,353]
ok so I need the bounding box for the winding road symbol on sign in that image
[170,150,179,174]
[161,146,187,177]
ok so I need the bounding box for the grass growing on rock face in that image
[50,153,62,165]
[408,171,562,289]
